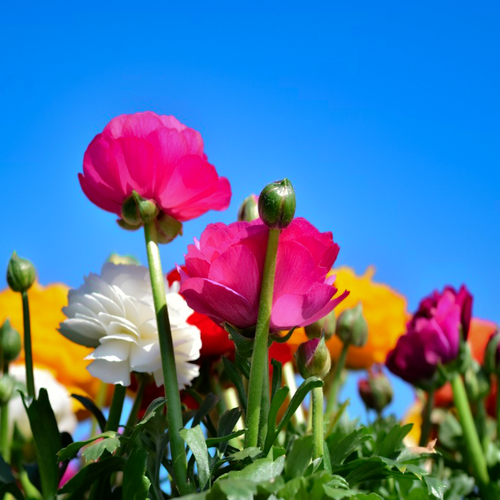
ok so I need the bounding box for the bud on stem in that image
[258,179,296,229]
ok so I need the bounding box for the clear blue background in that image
[1,1,499,419]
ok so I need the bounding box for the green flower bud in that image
[155,212,183,244]
[121,191,159,226]
[295,337,331,380]
[258,179,296,229]
[464,361,490,402]
[0,375,15,405]
[483,329,500,375]
[237,194,259,222]
[336,304,368,347]
[6,252,36,292]
[0,319,22,362]
[305,310,337,341]
[358,372,393,413]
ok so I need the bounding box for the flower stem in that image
[21,291,35,400]
[258,355,270,447]
[105,384,126,432]
[245,228,280,448]
[125,376,146,431]
[419,388,435,446]
[325,342,348,416]
[0,364,10,462]
[450,372,494,499]
[143,221,189,495]
[312,386,324,459]
[91,381,108,437]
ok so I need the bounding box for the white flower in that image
[59,263,201,387]
[8,364,77,438]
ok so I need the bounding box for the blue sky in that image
[1,1,499,418]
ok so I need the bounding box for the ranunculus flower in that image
[59,263,201,387]
[179,218,348,332]
[386,285,473,385]
[79,111,231,222]
[288,267,408,370]
[167,268,234,358]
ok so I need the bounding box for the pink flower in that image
[79,112,231,222]
[386,285,473,386]
[179,218,349,332]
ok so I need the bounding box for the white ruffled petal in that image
[87,359,131,386]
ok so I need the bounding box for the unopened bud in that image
[155,213,183,244]
[295,337,331,379]
[0,375,15,405]
[336,304,368,347]
[358,372,393,413]
[464,361,490,402]
[238,194,259,222]
[258,179,296,229]
[121,191,159,226]
[0,320,22,362]
[484,329,500,375]
[107,254,140,266]
[305,310,337,341]
[7,252,36,292]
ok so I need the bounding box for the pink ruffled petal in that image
[180,277,257,329]
[78,173,123,214]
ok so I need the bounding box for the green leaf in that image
[265,377,323,454]
[284,435,314,479]
[222,357,247,411]
[217,408,242,454]
[206,430,246,448]
[270,358,283,400]
[122,446,151,500]
[192,393,220,429]
[424,476,447,500]
[224,323,254,358]
[264,386,289,452]
[234,352,251,380]
[373,424,412,457]
[0,454,24,500]
[22,388,61,499]
[70,393,107,433]
[82,436,121,461]
[437,411,462,449]
[270,326,297,344]
[57,431,118,462]
[180,425,211,490]
[221,455,285,483]
[329,428,371,466]
[59,457,126,496]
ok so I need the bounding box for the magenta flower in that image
[179,217,349,332]
[79,112,231,222]
[386,285,473,385]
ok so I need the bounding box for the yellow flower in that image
[402,399,423,447]
[0,282,101,413]
[289,266,408,370]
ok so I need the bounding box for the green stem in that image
[91,381,108,437]
[325,342,348,416]
[451,373,494,499]
[258,354,270,447]
[18,468,42,500]
[125,377,146,431]
[312,386,324,458]
[143,221,189,495]
[419,388,435,446]
[245,228,281,448]
[476,397,489,453]
[105,384,126,432]
[21,291,35,400]
[0,403,10,464]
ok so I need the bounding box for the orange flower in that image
[0,282,102,413]
[289,267,408,370]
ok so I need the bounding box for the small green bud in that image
[121,191,159,226]
[295,337,331,380]
[155,212,183,244]
[0,375,15,405]
[258,179,296,229]
[107,254,140,266]
[483,329,500,374]
[6,252,36,292]
[0,320,22,362]
[464,361,490,402]
[237,194,259,222]
[336,304,368,347]
[305,310,337,341]
[358,372,393,413]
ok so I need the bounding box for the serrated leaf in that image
[180,425,210,490]
[82,436,121,461]
[228,447,262,462]
[374,424,412,457]
[123,446,151,500]
[222,455,285,483]
[424,476,447,500]
[285,435,314,479]
[329,428,371,466]
[57,431,117,462]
